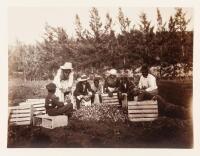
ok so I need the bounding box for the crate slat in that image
[103,102,119,105]
[128,105,158,109]
[34,107,45,111]
[10,121,31,126]
[129,118,157,122]
[102,99,119,102]
[128,113,158,118]
[33,111,46,115]
[26,99,45,102]
[128,109,158,114]
[32,103,45,108]
[10,109,31,114]
[9,105,30,110]
[10,113,31,118]
[128,100,157,105]
[10,117,31,122]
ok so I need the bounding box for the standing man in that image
[53,62,74,103]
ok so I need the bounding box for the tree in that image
[75,14,83,39]
[139,12,155,64]
[89,7,103,42]
[174,8,191,59]
[118,7,131,33]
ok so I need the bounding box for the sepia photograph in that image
[7,4,193,148]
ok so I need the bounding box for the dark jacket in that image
[119,77,134,93]
[45,93,64,113]
[74,81,93,97]
[104,76,120,92]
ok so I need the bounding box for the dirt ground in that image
[8,107,193,148]
[8,79,193,148]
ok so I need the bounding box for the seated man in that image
[137,64,158,101]
[45,82,73,116]
[91,75,103,104]
[119,70,135,101]
[104,69,120,97]
[74,74,93,109]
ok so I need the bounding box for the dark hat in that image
[46,83,56,91]
[141,64,149,72]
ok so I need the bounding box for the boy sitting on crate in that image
[45,82,73,117]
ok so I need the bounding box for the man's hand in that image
[152,95,157,101]
[139,89,145,93]
[77,95,83,100]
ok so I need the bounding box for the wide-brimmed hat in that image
[108,69,117,76]
[94,74,101,80]
[60,62,73,70]
[46,82,56,91]
[78,74,89,82]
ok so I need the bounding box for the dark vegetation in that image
[9,8,192,80]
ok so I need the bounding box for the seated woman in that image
[73,74,93,109]
[45,83,73,116]
[137,64,158,101]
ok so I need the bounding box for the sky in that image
[8,7,193,45]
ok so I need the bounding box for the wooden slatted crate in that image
[20,99,46,122]
[128,100,158,122]
[8,105,31,126]
[101,93,120,106]
[31,102,46,116]
[33,114,68,129]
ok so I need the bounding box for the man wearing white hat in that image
[104,69,120,97]
[74,74,93,109]
[53,62,74,103]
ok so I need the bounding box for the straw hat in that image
[78,74,89,82]
[60,62,73,70]
[109,69,117,76]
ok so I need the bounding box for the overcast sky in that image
[8,7,193,45]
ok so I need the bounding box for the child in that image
[91,76,103,104]
[45,82,73,116]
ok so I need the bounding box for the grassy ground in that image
[8,79,193,148]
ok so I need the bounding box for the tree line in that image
[8,7,193,80]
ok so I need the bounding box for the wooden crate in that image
[31,102,46,116]
[8,105,31,126]
[128,100,158,122]
[102,93,120,106]
[20,99,46,122]
[33,114,68,129]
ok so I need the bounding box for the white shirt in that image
[53,68,74,102]
[138,73,158,92]
[53,69,74,92]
